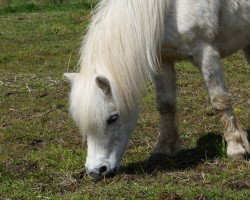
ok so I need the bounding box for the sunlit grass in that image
[0,1,249,199]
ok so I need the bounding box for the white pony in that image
[64,0,250,180]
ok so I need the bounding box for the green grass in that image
[0,1,250,199]
[0,0,98,15]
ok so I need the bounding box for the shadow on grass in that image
[120,131,249,175]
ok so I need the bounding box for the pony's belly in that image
[218,0,250,57]
[217,22,250,58]
[161,24,250,62]
[218,33,250,58]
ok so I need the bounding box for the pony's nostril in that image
[99,165,108,174]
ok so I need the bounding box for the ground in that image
[0,1,249,199]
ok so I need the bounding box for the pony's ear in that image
[63,73,79,84]
[96,76,111,96]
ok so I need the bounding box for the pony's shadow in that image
[120,130,250,175]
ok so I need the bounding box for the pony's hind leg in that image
[243,46,250,64]
[152,63,181,156]
[197,44,250,159]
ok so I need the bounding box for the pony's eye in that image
[107,114,118,125]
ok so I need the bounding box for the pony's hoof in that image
[227,141,248,159]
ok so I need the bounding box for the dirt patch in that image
[36,89,49,98]
[122,174,140,182]
[227,181,249,190]
[30,139,47,149]
[19,161,39,171]
[194,195,208,200]
[4,90,20,97]
[14,161,40,178]
[55,103,65,109]
[159,192,183,200]
[72,170,87,181]
[129,139,146,148]
[59,177,77,193]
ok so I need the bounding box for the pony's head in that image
[64,72,139,180]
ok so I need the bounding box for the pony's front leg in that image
[152,63,181,156]
[197,44,250,159]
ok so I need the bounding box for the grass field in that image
[0,1,249,199]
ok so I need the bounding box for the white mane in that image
[78,0,168,113]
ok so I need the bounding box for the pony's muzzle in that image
[86,165,118,180]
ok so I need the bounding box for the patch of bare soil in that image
[36,89,49,98]
[227,181,249,190]
[13,161,40,178]
[72,170,87,181]
[159,192,183,200]
[129,139,147,148]
[30,139,47,149]
[16,161,39,172]
[122,174,141,182]
[194,195,208,200]
[4,90,20,97]
[59,177,77,193]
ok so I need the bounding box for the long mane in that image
[79,0,168,113]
